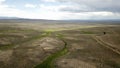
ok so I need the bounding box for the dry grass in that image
[0,22,120,68]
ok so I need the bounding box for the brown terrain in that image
[0,22,120,68]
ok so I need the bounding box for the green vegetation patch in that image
[34,41,67,68]
[104,60,120,68]
[0,32,48,50]
[34,34,68,68]
[0,44,14,50]
[81,31,95,34]
[56,33,64,38]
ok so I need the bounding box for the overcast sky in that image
[0,0,120,20]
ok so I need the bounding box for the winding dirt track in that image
[92,36,120,55]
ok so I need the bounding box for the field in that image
[0,21,120,68]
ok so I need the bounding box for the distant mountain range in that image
[0,17,22,19]
[0,16,120,24]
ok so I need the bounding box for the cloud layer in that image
[56,0,120,13]
[0,0,120,20]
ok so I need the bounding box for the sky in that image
[0,0,120,20]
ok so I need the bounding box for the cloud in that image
[0,0,5,3]
[39,4,67,12]
[0,2,66,20]
[39,3,120,20]
[0,0,120,20]
[56,0,120,13]
[59,11,120,20]
[42,0,56,2]
[59,4,93,13]
[25,4,36,8]
[0,0,30,18]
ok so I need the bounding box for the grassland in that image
[0,22,120,68]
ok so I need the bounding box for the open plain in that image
[0,20,120,68]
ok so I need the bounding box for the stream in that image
[34,37,68,68]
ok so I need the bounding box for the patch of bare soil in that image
[0,50,13,63]
[56,58,96,68]
[55,27,120,68]
[0,37,64,68]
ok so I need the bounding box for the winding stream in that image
[34,37,68,68]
